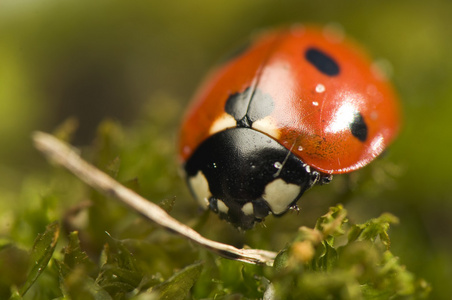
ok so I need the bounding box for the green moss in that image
[1,1,450,298]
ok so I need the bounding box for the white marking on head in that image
[315,83,325,93]
[263,179,301,215]
[252,116,281,139]
[241,202,254,216]
[217,199,229,214]
[188,171,211,208]
[209,114,236,135]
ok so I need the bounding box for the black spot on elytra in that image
[305,48,340,76]
[225,87,274,127]
[247,90,274,123]
[350,112,368,142]
[225,88,252,122]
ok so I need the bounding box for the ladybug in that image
[178,25,400,230]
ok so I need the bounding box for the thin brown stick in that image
[32,131,277,266]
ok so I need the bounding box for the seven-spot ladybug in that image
[178,25,400,230]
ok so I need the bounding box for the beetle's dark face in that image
[184,127,319,230]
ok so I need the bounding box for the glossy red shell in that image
[179,26,400,174]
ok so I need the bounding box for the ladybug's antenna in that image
[273,141,296,178]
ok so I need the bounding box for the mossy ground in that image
[1,0,451,299]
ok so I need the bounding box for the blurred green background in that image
[0,0,451,298]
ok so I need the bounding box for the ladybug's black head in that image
[184,127,321,230]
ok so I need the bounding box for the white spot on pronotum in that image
[242,202,254,216]
[263,179,301,215]
[252,116,281,140]
[188,171,210,208]
[217,199,229,214]
[209,114,236,135]
[315,83,325,93]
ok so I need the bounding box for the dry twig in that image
[32,131,277,266]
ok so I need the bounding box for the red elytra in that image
[179,26,400,175]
